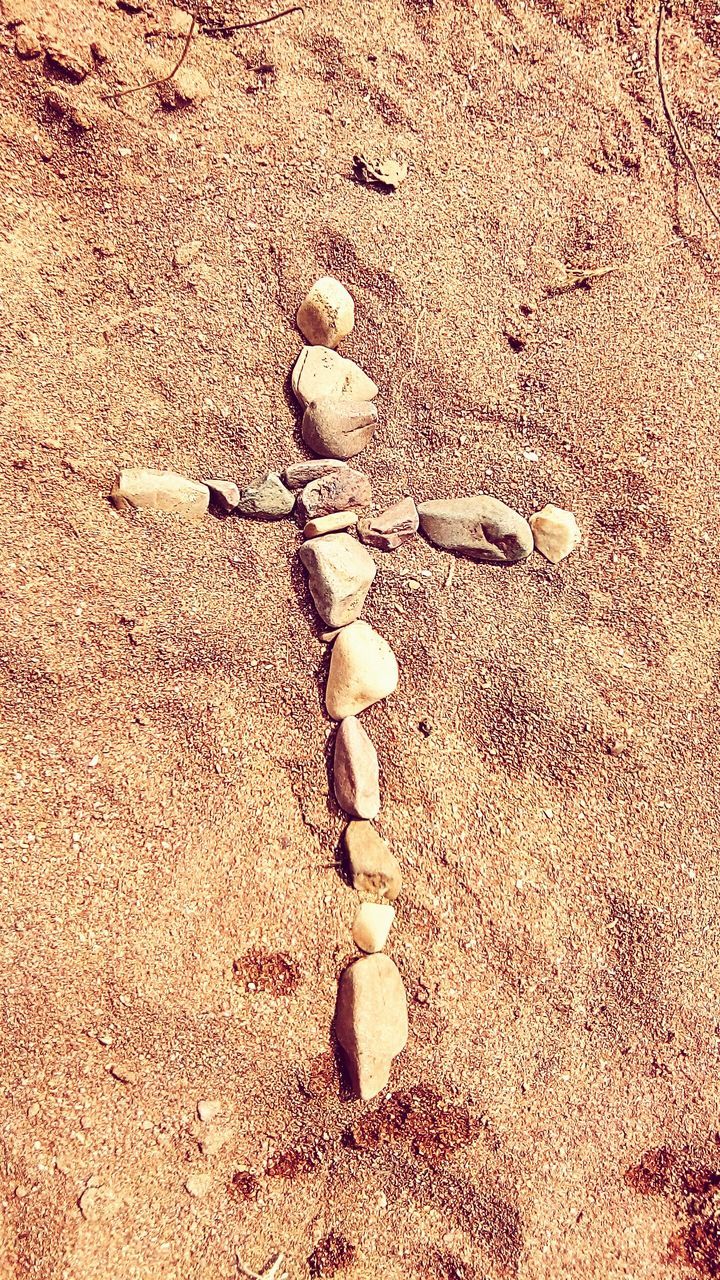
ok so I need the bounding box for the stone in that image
[352,903,395,953]
[417,495,533,564]
[529,503,581,564]
[334,717,380,819]
[197,1099,222,1122]
[159,67,211,107]
[359,497,419,551]
[199,1125,232,1156]
[185,1173,212,1197]
[334,954,408,1100]
[297,277,355,349]
[303,511,358,538]
[291,346,378,410]
[282,458,348,490]
[344,821,401,900]
[79,1185,120,1221]
[326,621,398,719]
[299,534,376,627]
[15,26,42,58]
[300,469,371,522]
[236,473,295,519]
[46,44,91,81]
[110,468,209,518]
[205,479,239,513]
[302,397,378,460]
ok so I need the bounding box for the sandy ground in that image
[1,0,720,1276]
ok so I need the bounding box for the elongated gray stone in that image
[417,495,532,563]
[333,717,380,819]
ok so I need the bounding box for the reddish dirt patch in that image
[308,1232,357,1278]
[344,1086,480,1159]
[625,1146,720,1275]
[624,1147,677,1197]
[232,948,301,995]
[227,1171,259,1202]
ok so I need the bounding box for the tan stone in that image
[352,903,395,953]
[185,1173,212,1197]
[334,717,380,819]
[300,469,371,522]
[111,468,209,518]
[205,479,239,513]
[291,346,378,409]
[297,276,355,348]
[359,497,419,550]
[529,503,581,564]
[344,821,401,900]
[303,511,358,538]
[418,494,533,563]
[334,954,408,1099]
[283,458,348,490]
[326,621,398,719]
[15,26,42,58]
[302,397,378,460]
[299,534,376,627]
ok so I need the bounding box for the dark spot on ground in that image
[625,1143,720,1276]
[232,949,300,996]
[227,1170,259,1201]
[308,1232,356,1278]
[343,1085,480,1158]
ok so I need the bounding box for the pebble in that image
[333,717,380,819]
[46,44,90,81]
[79,1185,120,1221]
[205,479,240,513]
[300,469,371,522]
[303,511,358,538]
[297,276,355,349]
[199,1125,232,1155]
[111,468,209,519]
[302,397,378,460]
[344,820,402,900]
[159,67,211,107]
[529,503,581,563]
[352,903,395,953]
[283,458,348,490]
[197,1099,222,1122]
[236,473,295,519]
[185,1173,212,1197]
[299,534,376,627]
[326,621,398,719]
[292,346,378,410]
[417,495,533,563]
[15,25,42,58]
[359,497,418,551]
[334,954,408,1099]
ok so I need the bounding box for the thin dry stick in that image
[655,0,720,232]
[106,14,196,101]
[204,4,303,35]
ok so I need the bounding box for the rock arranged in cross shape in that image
[325,621,399,719]
[418,494,533,563]
[334,953,408,1100]
[237,473,295,519]
[283,458,348,490]
[352,902,395,953]
[530,503,581,563]
[358,496,419,551]
[302,397,378,460]
[300,469,372,522]
[333,716,380,819]
[297,276,355,349]
[299,534,376,628]
[344,820,402,901]
[303,511,358,538]
[292,346,378,409]
[111,468,210,518]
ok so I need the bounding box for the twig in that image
[203,4,303,35]
[655,0,720,232]
[105,14,196,101]
[444,559,455,590]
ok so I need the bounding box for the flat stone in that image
[302,397,378,460]
[291,346,378,410]
[205,479,240,513]
[283,458,348,490]
[46,44,90,81]
[529,503,581,563]
[300,469,371,522]
[15,26,42,58]
[297,276,355,349]
[159,67,211,107]
[111,468,209,519]
[417,495,533,564]
[326,621,398,719]
[79,1185,120,1221]
[334,717,380,819]
[344,821,401,900]
[299,534,376,627]
[185,1173,212,1197]
[197,1099,222,1122]
[236,473,295,519]
[334,954,408,1100]
[303,511,358,538]
[352,903,395,953]
[359,497,419,551]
